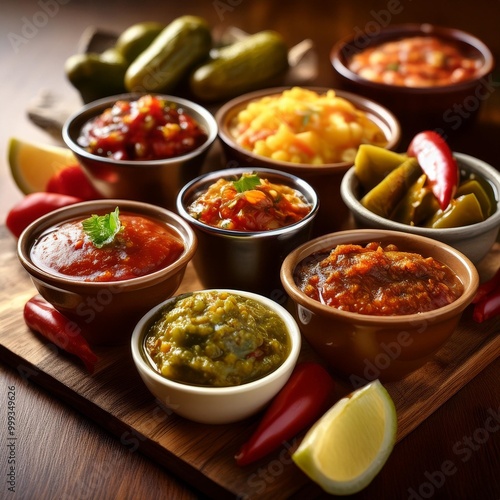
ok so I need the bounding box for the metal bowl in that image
[62,93,218,210]
[176,167,319,298]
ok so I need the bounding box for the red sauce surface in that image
[187,174,312,231]
[78,94,208,161]
[31,213,184,282]
[348,36,482,87]
[295,242,463,315]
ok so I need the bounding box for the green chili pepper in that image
[455,179,493,219]
[360,157,421,218]
[426,193,485,228]
[354,144,407,192]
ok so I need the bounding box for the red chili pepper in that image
[23,295,99,373]
[46,164,102,200]
[407,130,459,210]
[472,266,500,304]
[235,362,336,466]
[473,285,500,323]
[6,192,83,238]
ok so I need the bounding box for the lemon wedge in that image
[292,379,397,495]
[8,137,76,194]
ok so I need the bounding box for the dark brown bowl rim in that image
[280,228,479,325]
[17,199,198,290]
[62,93,218,168]
[331,23,495,94]
[176,166,320,237]
[215,86,401,173]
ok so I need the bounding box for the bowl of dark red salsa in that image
[280,228,479,382]
[62,93,218,209]
[17,199,197,345]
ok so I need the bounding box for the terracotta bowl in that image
[176,167,319,297]
[62,93,218,211]
[215,86,400,235]
[331,23,494,141]
[131,289,302,424]
[280,229,479,382]
[17,199,197,346]
[341,152,500,264]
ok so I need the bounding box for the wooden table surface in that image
[1,1,499,499]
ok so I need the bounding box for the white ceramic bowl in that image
[341,152,500,264]
[130,289,302,424]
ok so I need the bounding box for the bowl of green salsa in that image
[131,289,301,424]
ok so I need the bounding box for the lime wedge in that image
[8,137,76,194]
[292,379,397,495]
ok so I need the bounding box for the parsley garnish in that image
[82,207,121,248]
[233,174,261,193]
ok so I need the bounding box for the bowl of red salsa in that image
[331,23,494,140]
[62,93,218,210]
[176,167,319,296]
[280,229,479,382]
[17,199,197,345]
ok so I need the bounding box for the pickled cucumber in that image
[115,21,164,64]
[65,52,127,103]
[124,15,212,93]
[189,30,289,102]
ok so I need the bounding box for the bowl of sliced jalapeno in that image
[340,132,500,264]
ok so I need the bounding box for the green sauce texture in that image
[145,291,290,387]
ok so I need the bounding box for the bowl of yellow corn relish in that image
[216,86,400,234]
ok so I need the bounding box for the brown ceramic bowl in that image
[62,93,218,211]
[280,229,479,382]
[17,199,197,346]
[176,167,319,297]
[341,152,500,264]
[215,86,400,235]
[331,23,494,140]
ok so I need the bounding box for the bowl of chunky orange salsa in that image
[331,24,494,138]
[18,199,197,345]
[177,167,318,295]
[281,229,479,382]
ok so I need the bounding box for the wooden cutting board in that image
[0,225,498,499]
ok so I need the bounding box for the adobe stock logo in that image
[349,329,414,388]
[7,0,71,53]
[407,405,500,499]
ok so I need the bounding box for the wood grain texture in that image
[1,363,198,500]
[1,226,498,499]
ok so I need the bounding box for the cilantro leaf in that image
[233,174,261,193]
[82,207,121,248]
